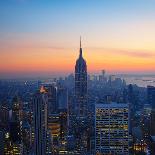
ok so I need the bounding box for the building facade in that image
[44,84,58,115]
[95,103,129,155]
[33,91,48,155]
[75,37,87,118]
[147,86,155,136]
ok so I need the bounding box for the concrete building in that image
[33,90,48,155]
[75,37,87,118]
[95,103,129,155]
[147,86,155,136]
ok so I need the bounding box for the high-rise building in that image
[57,86,68,111]
[0,130,5,154]
[147,86,155,135]
[4,130,23,155]
[11,96,23,122]
[147,86,155,109]
[48,114,60,154]
[44,84,58,115]
[48,112,68,154]
[9,121,22,144]
[22,120,32,154]
[8,96,23,154]
[0,101,9,126]
[75,37,87,118]
[33,90,48,155]
[72,38,89,153]
[46,130,52,155]
[150,136,155,155]
[95,103,129,155]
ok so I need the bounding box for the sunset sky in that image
[0,0,155,78]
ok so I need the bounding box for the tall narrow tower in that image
[33,90,48,155]
[75,37,87,118]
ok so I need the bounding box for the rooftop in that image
[95,102,129,108]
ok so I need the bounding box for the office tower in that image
[151,111,155,135]
[150,136,155,154]
[7,96,23,155]
[75,37,87,118]
[11,95,23,122]
[147,86,155,108]
[0,101,9,126]
[0,130,5,154]
[48,114,60,154]
[65,74,74,90]
[67,135,76,152]
[22,120,32,154]
[44,84,58,115]
[4,143,23,155]
[57,86,68,111]
[3,129,23,155]
[33,90,48,155]
[74,38,90,154]
[147,86,155,135]
[59,111,68,140]
[128,84,137,135]
[46,130,52,155]
[48,112,68,154]
[141,104,151,139]
[9,121,22,144]
[95,103,129,155]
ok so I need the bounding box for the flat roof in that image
[95,102,129,108]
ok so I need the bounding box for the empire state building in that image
[75,37,87,118]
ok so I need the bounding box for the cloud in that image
[87,47,155,58]
[115,49,155,58]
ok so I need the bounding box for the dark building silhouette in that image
[0,130,5,154]
[44,85,58,115]
[147,86,155,109]
[147,86,155,136]
[73,38,89,153]
[128,84,134,135]
[11,95,23,122]
[9,121,21,143]
[57,86,68,110]
[33,90,48,155]
[75,37,87,118]
[150,136,155,155]
[0,100,9,127]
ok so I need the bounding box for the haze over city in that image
[1,1,155,155]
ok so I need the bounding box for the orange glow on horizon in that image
[0,45,155,75]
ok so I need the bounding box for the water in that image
[120,75,155,88]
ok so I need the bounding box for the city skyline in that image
[1,1,155,154]
[1,0,155,78]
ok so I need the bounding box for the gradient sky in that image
[0,0,155,78]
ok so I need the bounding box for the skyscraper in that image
[147,86,155,135]
[44,84,58,115]
[57,86,68,111]
[33,90,48,155]
[11,95,23,122]
[95,103,129,155]
[9,96,23,154]
[73,38,89,153]
[147,86,155,109]
[0,130,5,154]
[75,37,87,118]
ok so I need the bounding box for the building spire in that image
[80,36,82,57]
[80,36,81,48]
